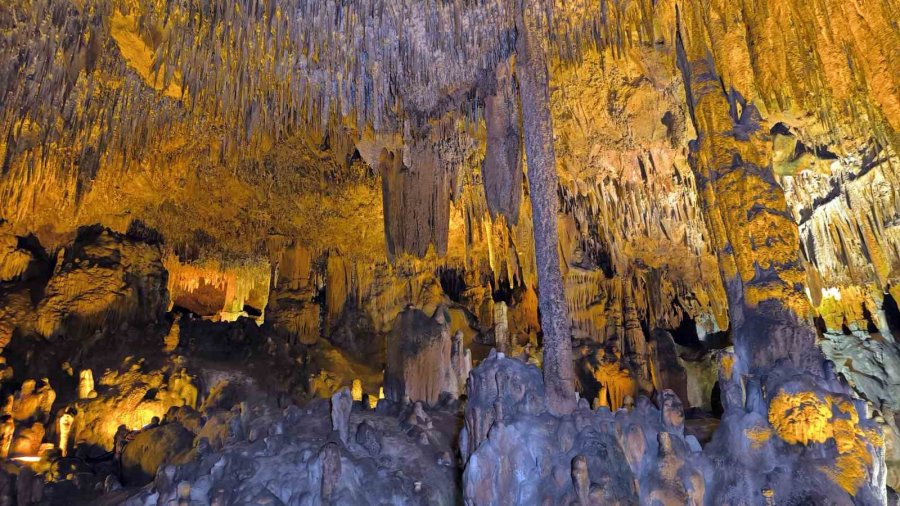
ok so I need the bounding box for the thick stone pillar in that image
[675,7,820,375]
[515,1,576,415]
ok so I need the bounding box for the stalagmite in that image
[384,306,467,405]
[659,389,684,435]
[57,410,74,457]
[330,388,352,445]
[493,301,510,353]
[351,379,363,402]
[318,442,342,502]
[571,455,590,505]
[623,290,651,389]
[594,385,609,409]
[78,369,96,399]
[515,0,576,416]
[451,331,471,395]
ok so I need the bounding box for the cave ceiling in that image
[0,0,898,338]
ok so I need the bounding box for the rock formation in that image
[385,306,470,406]
[35,227,168,339]
[78,369,97,400]
[482,59,524,226]
[462,352,708,504]
[331,388,353,444]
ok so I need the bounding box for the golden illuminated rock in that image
[0,226,32,283]
[34,228,167,339]
[11,422,44,459]
[76,359,198,448]
[385,306,471,406]
[591,359,638,412]
[163,322,181,353]
[823,398,883,495]
[165,256,270,322]
[0,416,13,459]
[12,379,55,425]
[78,369,97,400]
[768,390,835,446]
[765,387,885,493]
[351,379,363,403]
[57,411,74,457]
[744,426,773,450]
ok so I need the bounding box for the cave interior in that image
[0,0,899,504]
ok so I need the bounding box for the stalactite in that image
[164,255,270,321]
[378,134,453,259]
[482,58,523,226]
[326,253,352,329]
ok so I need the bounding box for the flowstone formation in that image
[0,0,898,503]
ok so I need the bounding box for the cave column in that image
[676,6,819,375]
[515,0,576,415]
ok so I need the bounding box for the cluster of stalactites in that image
[163,254,272,321]
[0,0,671,201]
[100,0,524,159]
[3,0,896,180]
[0,0,191,206]
[118,0,900,157]
[3,0,897,275]
[132,0,629,149]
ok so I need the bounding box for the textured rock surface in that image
[0,223,33,284]
[74,360,198,449]
[464,352,887,504]
[385,306,469,406]
[482,59,523,226]
[0,0,895,373]
[120,422,194,486]
[107,399,460,505]
[35,227,168,339]
[462,353,708,504]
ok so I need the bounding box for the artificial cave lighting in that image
[11,456,42,464]
[0,0,897,504]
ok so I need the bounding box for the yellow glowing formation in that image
[768,390,834,445]
[768,389,884,495]
[351,379,363,402]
